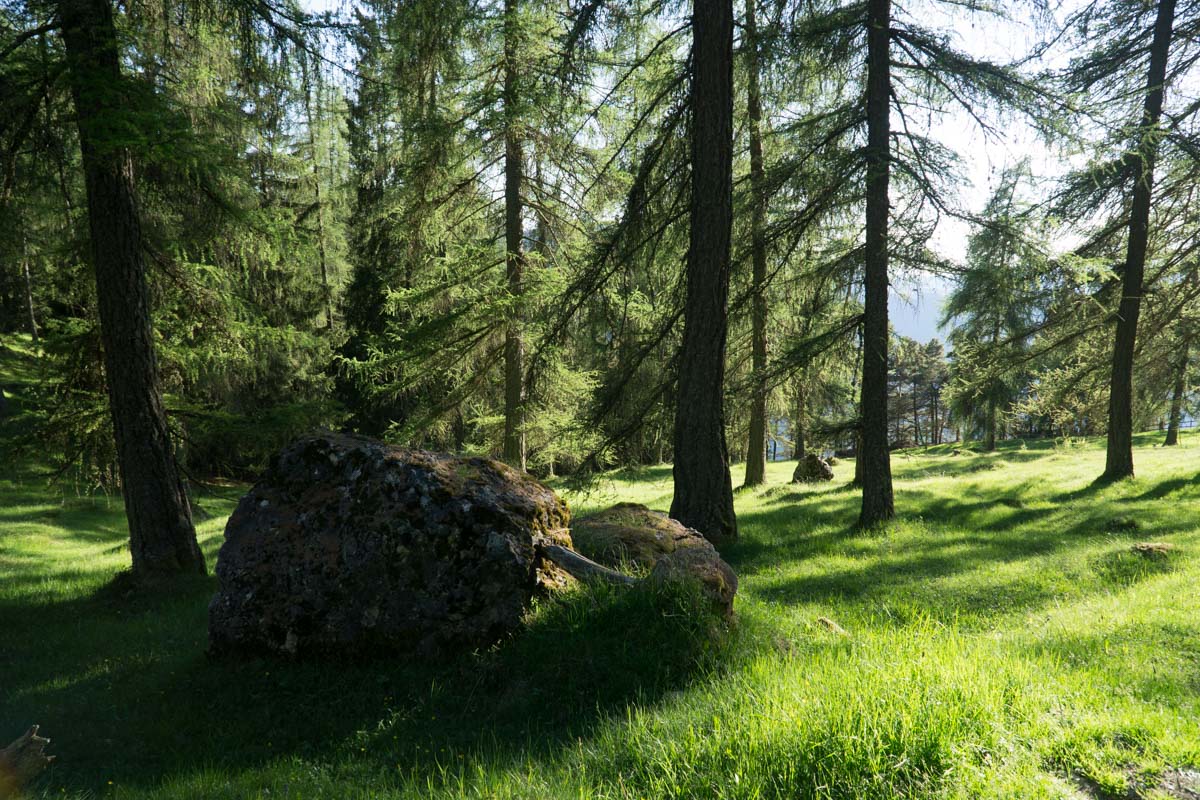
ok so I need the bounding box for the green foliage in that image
[1,0,350,485]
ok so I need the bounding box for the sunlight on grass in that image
[3,336,1199,800]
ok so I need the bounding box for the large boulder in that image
[791,453,834,483]
[208,433,572,658]
[571,502,713,569]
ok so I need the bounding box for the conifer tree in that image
[57,0,204,578]
[670,0,737,541]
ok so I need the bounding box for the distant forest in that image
[2,0,1198,570]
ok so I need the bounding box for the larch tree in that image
[1047,0,1200,478]
[670,0,737,541]
[857,0,893,525]
[57,0,204,578]
[942,166,1045,452]
[503,0,527,470]
[1163,327,1189,446]
[742,0,769,487]
[1101,0,1177,479]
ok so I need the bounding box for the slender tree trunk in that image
[1165,338,1188,446]
[858,0,894,526]
[794,378,807,460]
[21,242,39,347]
[502,0,526,470]
[303,64,334,331]
[670,0,737,541]
[1104,0,1177,479]
[852,431,864,486]
[911,381,921,446]
[929,384,939,444]
[742,0,769,488]
[59,0,204,578]
[984,318,1000,451]
[985,397,997,452]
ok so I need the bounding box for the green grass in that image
[4,338,1200,799]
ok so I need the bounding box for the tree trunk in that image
[1104,0,1177,479]
[670,0,737,542]
[858,0,894,526]
[742,0,768,488]
[303,63,334,331]
[929,384,939,444]
[852,430,864,486]
[502,0,526,471]
[1164,338,1188,446]
[59,0,204,578]
[985,396,997,452]
[911,380,921,446]
[501,0,526,470]
[794,377,807,460]
[21,244,38,348]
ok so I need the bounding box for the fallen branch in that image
[539,544,638,586]
[539,541,737,618]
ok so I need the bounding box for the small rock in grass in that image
[792,453,834,483]
[1131,542,1175,558]
[817,616,848,635]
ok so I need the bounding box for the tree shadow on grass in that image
[2,551,742,796]
[888,448,1049,482]
[1123,473,1200,502]
[1048,472,1131,503]
[725,477,1195,628]
[737,524,1067,617]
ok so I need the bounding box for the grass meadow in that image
[3,335,1199,799]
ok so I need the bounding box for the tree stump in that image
[0,726,54,797]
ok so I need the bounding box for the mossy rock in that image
[571,502,712,570]
[1093,543,1179,586]
[792,453,834,483]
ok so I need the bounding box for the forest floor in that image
[3,334,1200,799]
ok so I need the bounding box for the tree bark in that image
[59,0,204,578]
[539,544,638,586]
[742,0,768,488]
[1164,337,1188,446]
[911,379,921,446]
[21,243,38,348]
[794,377,807,460]
[1104,0,1177,479]
[0,726,53,796]
[858,0,894,526]
[929,383,939,444]
[985,396,997,452]
[303,62,334,331]
[502,0,526,471]
[670,0,737,541]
